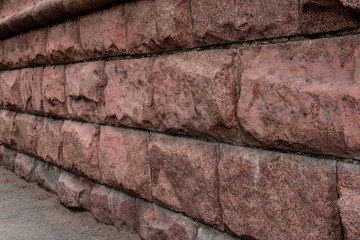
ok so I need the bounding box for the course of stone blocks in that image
[0,0,360,239]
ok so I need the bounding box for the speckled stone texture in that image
[137,200,197,240]
[90,184,137,233]
[98,126,151,200]
[57,171,93,209]
[150,50,239,142]
[219,145,341,240]
[191,0,299,46]
[0,70,22,111]
[104,58,157,129]
[300,0,360,34]
[65,61,106,122]
[14,153,36,182]
[337,163,360,240]
[20,67,43,113]
[13,114,38,156]
[0,110,16,147]
[238,35,360,159]
[125,0,192,54]
[60,121,101,182]
[149,133,222,227]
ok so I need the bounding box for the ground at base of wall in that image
[0,165,140,240]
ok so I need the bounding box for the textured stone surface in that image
[137,200,197,240]
[42,65,68,117]
[340,0,360,12]
[98,126,151,200]
[13,114,38,156]
[301,0,360,34]
[14,153,36,182]
[0,70,22,110]
[90,184,137,232]
[125,0,192,54]
[191,0,299,46]
[33,161,61,193]
[57,171,93,209]
[149,134,221,226]
[197,224,239,240]
[0,0,41,18]
[65,61,106,122]
[80,4,126,58]
[150,50,239,142]
[338,163,360,240]
[0,147,17,171]
[47,20,83,63]
[238,36,360,159]
[36,117,63,166]
[219,145,340,240]
[0,110,16,146]
[20,67,43,113]
[60,121,101,181]
[104,58,158,129]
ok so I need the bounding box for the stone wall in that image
[0,0,360,239]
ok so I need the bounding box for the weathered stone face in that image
[36,117,63,166]
[47,20,83,63]
[191,0,299,46]
[238,36,360,159]
[80,5,126,58]
[90,184,137,232]
[104,58,157,129]
[0,70,22,111]
[137,200,197,240]
[42,65,68,117]
[60,121,101,182]
[337,163,360,240]
[125,0,192,54]
[150,50,239,142]
[219,145,340,240]
[65,61,106,122]
[149,133,222,227]
[13,114,38,156]
[98,126,151,200]
[20,67,43,113]
[300,0,360,34]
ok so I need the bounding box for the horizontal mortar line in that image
[0,143,240,239]
[1,26,360,72]
[1,107,358,165]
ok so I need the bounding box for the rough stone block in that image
[20,67,43,113]
[33,161,61,194]
[137,200,197,240]
[197,224,239,240]
[0,110,16,146]
[57,171,93,209]
[80,4,126,58]
[340,0,360,11]
[60,121,101,182]
[98,126,151,200]
[219,145,341,240]
[149,134,221,226]
[36,117,63,166]
[90,184,137,232]
[47,20,83,63]
[0,0,41,18]
[1,147,17,172]
[27,28,48,65]
[14,153,36,182]
[191,0,299,46]
[13,114,38,156]
[3,33,28,68]
[0,70,22,111]
[42,65,68,117]
[238,36,360,159]
[0,145,4,166]
[338,162,360,240]
[301,0,360,34]
[150,50,239,142]
[65,61,106,122]
[125,0,192,54]
[104,58,158,128]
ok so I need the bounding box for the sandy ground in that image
[0,165,141,240]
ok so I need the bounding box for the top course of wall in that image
[0,0,359,45]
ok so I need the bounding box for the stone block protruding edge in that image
[0,0,119,40]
